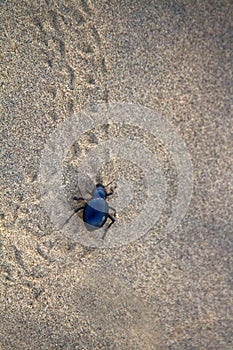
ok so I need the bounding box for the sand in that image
[1,0,232,349]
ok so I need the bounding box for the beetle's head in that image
[92,184,107,199]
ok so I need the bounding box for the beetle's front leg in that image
[74,196,88,202]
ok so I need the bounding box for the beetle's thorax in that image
[92,184,107,199]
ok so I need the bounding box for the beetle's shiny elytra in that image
[65,183,116,239]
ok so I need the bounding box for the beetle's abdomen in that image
[83,198,109,231]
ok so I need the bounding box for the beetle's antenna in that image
[105,179,115,187]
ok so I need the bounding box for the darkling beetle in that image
[64,182,116,239]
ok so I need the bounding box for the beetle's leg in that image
[108,214,115,226]
[62,206,85,228]
[73,196,88,202]
[109,206,116,216]
[74,206,85,213]
[106,191,113,197]
[102,214,115,239]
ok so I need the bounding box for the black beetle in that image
[64,183,116,239]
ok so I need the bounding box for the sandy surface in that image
[1,0,232,349]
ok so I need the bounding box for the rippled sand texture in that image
[1,0,232,349]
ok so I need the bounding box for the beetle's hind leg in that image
[102,214,115,239]
[62,206,85,228]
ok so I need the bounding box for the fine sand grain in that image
[1,1,232,349]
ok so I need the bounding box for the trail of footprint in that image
[32,0,109,113]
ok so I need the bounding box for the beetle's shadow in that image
[78,173,95,196]
[61,164,85,208]
[62,163,114,209]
